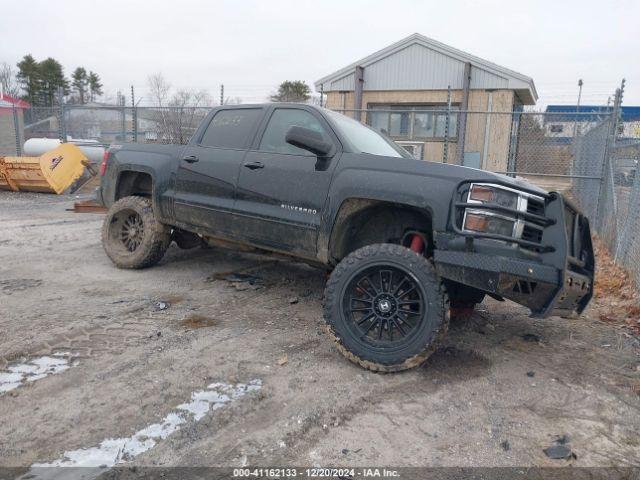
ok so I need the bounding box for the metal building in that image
[315,33,537,170]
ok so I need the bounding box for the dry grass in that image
[591,235,640,335]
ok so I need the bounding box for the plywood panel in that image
[325,92,354,111]
[422,141,444,162]
[485,90,514,171]
[463,90,489,165]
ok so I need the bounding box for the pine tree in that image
[88,71,103,102]
[16,54,40,105]
[270,81,311,103]
[72,67,88,104]
[38,57,69,106]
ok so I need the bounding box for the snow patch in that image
[24,379,262,478]
[0,353,77,394]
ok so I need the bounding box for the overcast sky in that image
[1,0,638,107]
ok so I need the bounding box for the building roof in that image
[0,94,30,109]
[545,105,640,122]
[315,33,538,104]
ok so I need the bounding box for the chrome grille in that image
[522,225,543,244]
[458,182,552,251]
[527,198,545,217]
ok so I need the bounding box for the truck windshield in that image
[324,109,411,158]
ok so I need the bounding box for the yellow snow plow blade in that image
[0,143,89,194]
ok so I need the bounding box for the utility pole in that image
[443,86,452,163]
[456,62,472,165]
[614,78,634,262]
[57,86,66,142]
[597,81,624,225]
[573,79,583,138]
[571,78,584,177]
[117,90,126,141]
[618,78,626,127]
[12,103,22,156]
[220,84,224,105]
[611,79,626,140]
[131,85,138,143]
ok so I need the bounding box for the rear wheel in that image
[323,243,449,372]
[102,196,171,269]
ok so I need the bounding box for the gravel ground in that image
[0,190,639,475]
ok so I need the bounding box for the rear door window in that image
[200,109,262,149]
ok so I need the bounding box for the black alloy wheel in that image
[343,265,425,345]
[324,243,449,372]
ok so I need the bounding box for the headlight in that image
[464,211,515,237]
[469,184,518,209]
[460,182,546,246]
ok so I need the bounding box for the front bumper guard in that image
[436,185,594,317]
[434,250,592,317]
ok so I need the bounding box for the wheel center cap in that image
[378,299,391,313]
[129,228,137,237]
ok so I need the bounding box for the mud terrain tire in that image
[324,243,449,372]
[102,196,171,269]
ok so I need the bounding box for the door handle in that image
[243,161,265,170]
[182,155,199,163]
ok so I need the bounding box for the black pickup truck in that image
[98,103,594,372]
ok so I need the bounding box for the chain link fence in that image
[318,104,640,291]
[16,105,212,146]
[332,108,611,193]
[0,105,22,156]
[1,98,639,290]
[565,100,640,291]
[601,139,640,280]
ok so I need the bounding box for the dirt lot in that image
[1,190,639,474]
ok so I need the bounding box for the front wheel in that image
[323,243,449,372]
[102,196,171,269]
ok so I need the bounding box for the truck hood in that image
[395,157,549,196]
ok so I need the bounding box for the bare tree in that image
[167,88,212,143]
[146,73,211,144]
[223,96,243,105]
[148,73,171,107]
[0,62,22,98]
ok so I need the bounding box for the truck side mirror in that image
[285,126,333,157]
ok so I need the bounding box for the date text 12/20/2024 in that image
[233,468,400,478]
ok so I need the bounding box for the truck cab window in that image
[259,109,328,155]
[200,109,262,149]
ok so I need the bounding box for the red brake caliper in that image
[409,234,424,254]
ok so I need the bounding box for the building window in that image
[550,124,564,133]
[366,104,459,140]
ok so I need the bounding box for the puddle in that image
[180,314,218,329]
[24,380,262,477]
[0,353,77,394]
